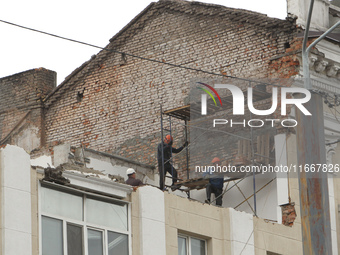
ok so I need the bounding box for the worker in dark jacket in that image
[157,135,187,190]
[125,168,143,189]
[205,157,224,206]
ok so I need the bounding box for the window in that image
[40,185,129,255]
[178,235,206,255]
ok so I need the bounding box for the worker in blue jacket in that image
[205,157,224,206]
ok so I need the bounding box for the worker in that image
[125,168,143,188]
[157,134,188,190]
[205,157,224,206]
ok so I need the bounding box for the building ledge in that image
[37,167,132,199]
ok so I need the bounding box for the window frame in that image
[178,234,207,255]
[38,181,131,255]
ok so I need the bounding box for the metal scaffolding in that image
[158,84,279,215]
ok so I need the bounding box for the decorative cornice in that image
[326,63,340,77]
[293,76,340,94]
[314,56,340,78]
[314,59,329,73]
[299,53,340,79]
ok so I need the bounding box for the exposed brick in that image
[0,68,56,151]
[281,203,297,227]
[41,0,297,177]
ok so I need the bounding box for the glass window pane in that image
[42,216,63,255]
[86,198,127,231]
[67,224,83,255]
[178,236,187,255]
[88,229,103,255]
[41,187,83,221]
[191,238,205,255]
[108,231,128,255]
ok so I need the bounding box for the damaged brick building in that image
[1,0,340,254]
[2,0,298,162]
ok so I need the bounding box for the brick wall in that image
[44,0,297,175]
[0,68,56,151]
[281,203,297,226]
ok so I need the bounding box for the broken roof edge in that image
[108,0,293,45]
[37,167,133,199]
[108,0,285,43]
[0,67,56,82]
[109,2,156,43]
[159,0,290,24]
[188,0,269,18]
[42,0,295,109]
[85,148,156,170]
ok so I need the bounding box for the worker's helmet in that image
[164,135,173,144]
[211,157,221,163]
[126,168,136,176]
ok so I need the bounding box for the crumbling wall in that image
[44,0,297,175]
[0,68,56,151]
[281,203,297,226]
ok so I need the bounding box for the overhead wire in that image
[0,19,231,77]
[0,19,286,87]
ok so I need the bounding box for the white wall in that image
[138,186,166,255]
[184,174,278,221]
[1,145,32,255]
[230,209,255,254]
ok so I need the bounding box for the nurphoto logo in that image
[198,83,311,128]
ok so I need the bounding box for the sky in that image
[0,0,286,85]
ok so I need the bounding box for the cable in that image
[0,19,285,87]
[240,177,276,255]
[234,177,276,210]
[233,180,255,214]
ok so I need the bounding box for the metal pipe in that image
[299,2,335,252]
[169,116,174,182]
[296,93,332,255]
[302,0,340,89]
[307,20,340,52]
[249,81,257,216]
[185,119,189,180]
[302,0,315,89]
[160,105,165,190]
[185,119,190,198]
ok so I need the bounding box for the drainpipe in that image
[298,1,340,254]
